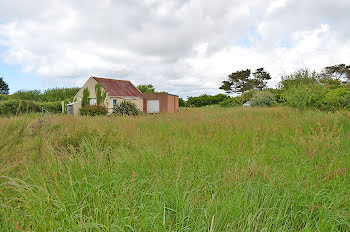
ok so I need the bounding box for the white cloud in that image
[0,0,349,96]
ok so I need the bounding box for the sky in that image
[0,0,349,97]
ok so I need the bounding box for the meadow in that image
[0,107,349,231]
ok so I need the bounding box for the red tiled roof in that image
[92,77,143,98]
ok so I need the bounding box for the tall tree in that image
[0,77,9,95]
[220,69,252,94]
[322,64,350,82]
[220,68,271,94]
[137,84,155,93]
[252,68,271,90]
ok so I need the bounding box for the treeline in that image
[0,87,79,116]
[180,64,350,111]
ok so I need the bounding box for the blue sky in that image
[0,62,46,93]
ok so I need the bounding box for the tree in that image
[220,69,252,94]
[321,64,350,82]
[220,68,271,94]
[252,68,271,90]
[0,77,9,95]
[137,84,155,93]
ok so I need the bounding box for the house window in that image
[89,98,97,105]
[113,100,117,107]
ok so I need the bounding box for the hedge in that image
[0,100,61,116]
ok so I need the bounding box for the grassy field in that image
[0,107,349,231]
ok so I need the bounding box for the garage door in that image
[147,100,160,113]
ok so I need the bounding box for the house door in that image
[147,100,160,113]
[68,105,74,115]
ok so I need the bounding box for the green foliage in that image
[0,100,40,116]
[278,69,320,90]
[179,97,186,107]
[239,89,259,103]
[252,68,272,90]
[10,90,41,101]
[113,101,141,116]
[220,69,252,94]
[137,84,155,93]
[0,94,8,101]
[95,84,107,105]
[321,63,350,82]
[0,100,62,116]
[80,104,108,116]
[219,97,242,107]
[81,88,90,107]
[323,87,350,111]
[282,83,327,109]
[250,91,275,107]
[10,88,79,102]
[220,68,271,94]
[186,94,230,107]
[0,77,9,95]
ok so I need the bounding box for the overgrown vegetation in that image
[137,84,155,93]
[81,88,90,107]
[179,64,350,111]
[113,101,141,116]
[80,104,108,116]
[0,107,349,230]
[0,87,79,115]
[95,84,107,105]
[0,100,62,116]
[9,88,79,102]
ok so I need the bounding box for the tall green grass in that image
[0,107,349,231]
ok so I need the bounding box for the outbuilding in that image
[143,92,179,114]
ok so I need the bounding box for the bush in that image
[113,101,141,116]
[80,104,108,116]
[0,100,41,116]
[219,97,242,107]
[0,95,8,101]
[9,88,79,102]
[39,101,62,113]
[250,91,275,107]
[239,89,258,103]
[179,98,187,107]
[186,94,230,107]
[323,87,350,111]
[282,83,327,110]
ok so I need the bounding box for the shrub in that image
[9,88,79,102]
[0,95,8,101]
[278,69,320,90]
[0,100,41,116]
[323,87,350,111]
[186,94,230,107]
[39,101,62,113]
[282,83,327,110]
[113,101,141,116]
[179,98,187,107]
[219,97,242,107]
[251,91,275,107]
[80,104,108,116]
[239,89,258,103]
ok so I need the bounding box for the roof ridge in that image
[92,76,129,82]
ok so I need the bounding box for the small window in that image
[113,99,117,107]
[89,98,97,105]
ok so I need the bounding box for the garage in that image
[147,100,160,113]
[143,92,179,114]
